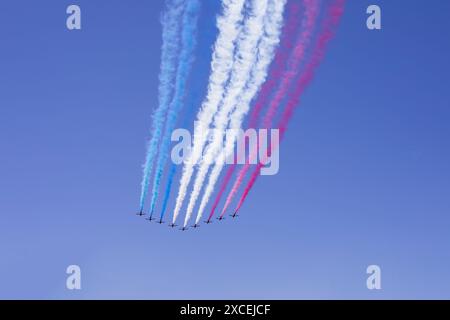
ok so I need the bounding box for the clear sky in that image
[0,0,449,299]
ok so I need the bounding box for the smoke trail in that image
[247,2,301,129]
[148,0,201,217]
[207,164,236,222]
[139,0,185,213]
[172,0,246,224]
[221,0,320,215]
[192,0,287,226]
[159,164,176,221]
[159,63,205,222]
[207,0,301,222]
[159,79,204,222]
[233,0,346,214]
[183,0,270,227]
[159,44,207,222]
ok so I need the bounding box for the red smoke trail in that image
[207,164,235,222]
[262,0,320,129]
[206,0,302,222]
[232,0,346,214]
[220,0,323,216]
[248,1,301,129]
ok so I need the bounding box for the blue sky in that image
[0,0,449,299]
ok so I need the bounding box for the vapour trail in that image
[207,162,235,222]
[172,0,246,224]
[182,0,269,227]
[159,89,204,223]
[207,0,301,222]
[159,163,176,221]
[139,0,185,213]
[147,0,201,217]
[220,0,320,216]
[192,0,287,226]
[232,0,346,214]
[159,49,206,222]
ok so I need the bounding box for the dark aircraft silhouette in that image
[180,226,189,231]
[145,210,156,221]
[168,223,177,228]
[230,212,239,218]
[156,219,164,224]
[191,223,200,229]
[204,219,213,224]
[217,216,225,221]
[136,211,145,217]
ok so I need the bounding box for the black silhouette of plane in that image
[204,219,213,224]
[180,226,189,231]
[156,218,164,224]
[136,210,145,217]
[168,223,177,228]
[146,211,155,221]
[217,216,225,221]
[191,223,200,229]
[230,211,239,218]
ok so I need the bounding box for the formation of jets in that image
[135,209,239,231]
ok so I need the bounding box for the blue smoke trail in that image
[149,0,201,216]
[159,164,177,221]
[160,71,207,221]
[139,0,185,213]
[159,1,215,222]
[159,76,203,221]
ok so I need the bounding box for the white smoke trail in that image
[183,0,276,227]
[172,0,246,224]
[193,0,286,225]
